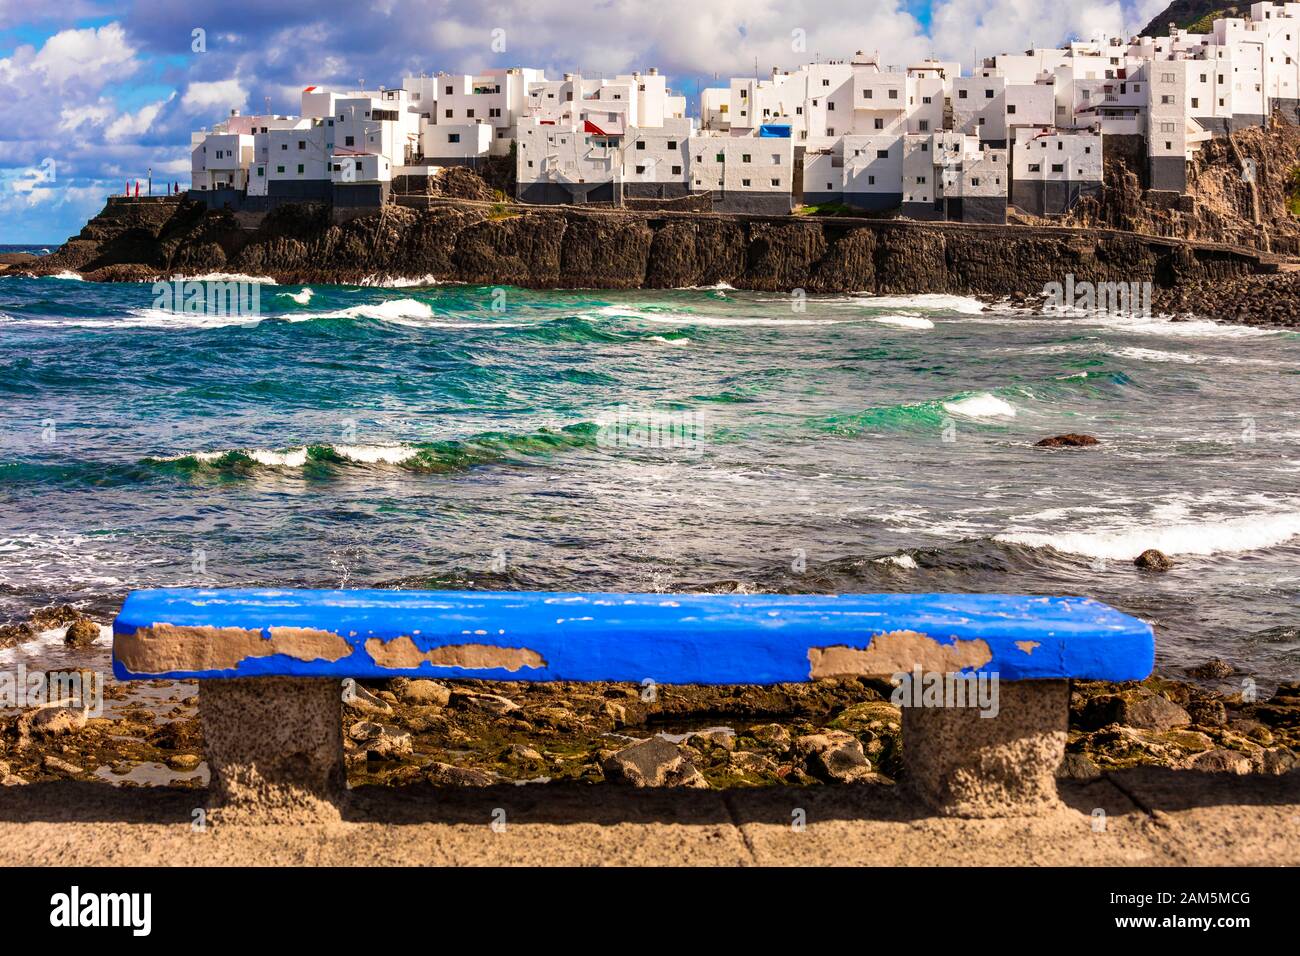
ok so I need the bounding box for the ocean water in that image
[1,273,1298,684]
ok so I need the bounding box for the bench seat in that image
[112,588,1153,683]
[110,588,1154,822]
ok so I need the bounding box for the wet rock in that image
[1160,729,1214,752]
[526,705,579,729]
[42,755,82,776]
[795,731,874,783]
[62,619,100,647]
[20,706,88,738]
[400,679,451,707]
[601,701,628,726]
[1035,433,1100,447]
[689,729,736,751]
[1134,549,1174,571]
[1186,698,1228,727]
[452,690,520,716]
[602,737,708,788]
[1228,719,1274,745]
[1189,748,1252,774]
[1,773,28,786]
[0,621,36,650]
[747,723,793,748]
[1256,747,1297,775]
[166,754,203,772]
[501,743,544,764]
[424,762,497,787]
[344,683,393,715]
[1188,658,1235,680]
[729,750,779,776]
[348,720,412,759]
[29,605,83,630]
[1057,752,1101,779]
[1081,691,1191,731]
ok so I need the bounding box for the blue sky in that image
[0,0,1168,243]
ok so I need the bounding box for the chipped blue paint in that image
[112,589,1154,683]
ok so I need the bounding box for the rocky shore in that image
[1,609,1295,792]
[16,193,1300,328]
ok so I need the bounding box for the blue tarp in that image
[758,124,792,138]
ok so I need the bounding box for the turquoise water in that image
[1,273,1299,683]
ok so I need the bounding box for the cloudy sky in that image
[0,0,1170,243]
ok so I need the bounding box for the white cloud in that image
[181,78,249,114]
[106,95,172,141]
[28,22,137,88]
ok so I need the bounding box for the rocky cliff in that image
[25,191,1300,325]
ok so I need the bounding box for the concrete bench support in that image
[903,680,1069,817]
[201,677,345,823]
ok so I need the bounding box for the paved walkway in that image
[1,768,1295,866]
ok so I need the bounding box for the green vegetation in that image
[1288,167,1300,218]
[795,200,855,217]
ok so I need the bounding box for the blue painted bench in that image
[112,589,1154,819]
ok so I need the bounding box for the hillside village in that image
[183,2,1300,225]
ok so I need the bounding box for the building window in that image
[355,160,362,170]
[298,141,305,149]
[919,119,929,131]
[667,140,677,149]
[1007,104,1016,114]
[636,165,645,174]
[958,89,968,99]
[276,165,284,173]
[257,167,264,176]
[888,89,898,99]
[445,109,453,119]
[876,149,889,158]
[742,178,751,186]
[922,96,932,104]
[985,89,994,98]
[672,165,681,174]
[875,118,884,129]
[715,153,724,162]
[972,177,980,186]
[771,154,781,164]
[917,176,926,184]
[771,178,780,186]
[1028,163,1040,172]
[1051,163,1063,172]
[828,102,835,110]
[467,109,475,118]
[449,133,461,143]
[297,164,304,174]
[742,154,751,162]
[1161,72,1175,83]
[865,89,873,99]
[868,175,875,185]
[637,141,646,150]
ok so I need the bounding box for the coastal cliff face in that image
[26,194,1275,301]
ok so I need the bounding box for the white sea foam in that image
[182,272,278,284]
[856,293,985,315]
[997,509,1300,559]
[359,274,443,288]
[41,271,84,281]
[154,444,421,466]
[647,335,692,345]
[942,393,1017,418]
[278,287,314,305]
[872,314,934,330]
[873,554,918,569]
[594,305,844,326]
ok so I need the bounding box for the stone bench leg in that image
[902,679,1068,818]
[200,677,345,823]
